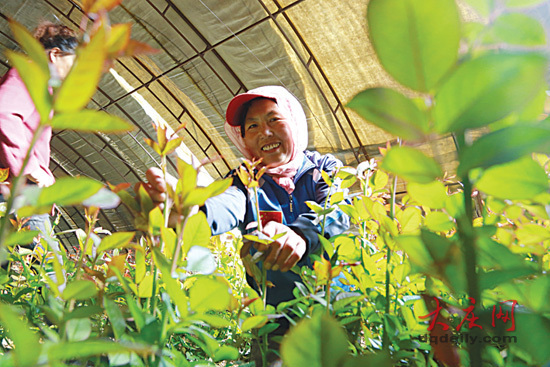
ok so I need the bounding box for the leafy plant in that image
[2,0,550,366]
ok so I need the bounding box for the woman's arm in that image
[289,151,351,260]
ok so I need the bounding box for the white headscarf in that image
[224,86,308,194]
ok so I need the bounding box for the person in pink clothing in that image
[0,22,77,271]
[0,22,77,187]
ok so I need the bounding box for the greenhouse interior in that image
[1,0,550,366]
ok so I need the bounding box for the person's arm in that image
[288,151,350,262]
[144,167,247,233]
[0,70,52,185]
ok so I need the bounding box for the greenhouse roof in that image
[1,0,549,249]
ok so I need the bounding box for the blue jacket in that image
[202,150,350,305]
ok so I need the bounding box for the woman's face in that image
[49,48,76,80]
[242,98,293,168]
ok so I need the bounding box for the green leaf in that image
[50,110,134,133]
[125,294,146,331]
[307,201,325,214]
[477,233,526,269]
[333,294,365,313]
[182,211,211,255]
[259,322,280,337]
[182,178,232,207]
[321,170,333,187]
[186,246,216,274]
[104,298,126,339]
[381,146,442,183]
[395,233,448,269]
[213,345,239,362]
[319,235,335,257]
[479,268,538,291]
[500,275,550,313]
[343,352,393,367]
[117,190,140,212]
[8,19,49,76]
[475,156,548,200]
[517,85,548,121]
[372,170,389,191]
[193,313,231,328]
[336,167,357,189]
[367,0,460,92]
[159,267,189,319]
[444,192,465,218]
[189,276,231,312]
[65,318,92,342]
[46,340,153,361]
[490,13,546,46]
[335,236,358,260]
[161,226,177,258]
[0,304,41,367]
[176,159,197,198]
[97,232,135,254]
[330,191,344,206]
[463,0,494,16]
[347,88,428,140]
[5,230,39,246]
[162,137,183,155]
[65,305,104,321]
[516,224,550,245]
[82,188,121,208]
[424,211,454,232]
[5,50,51,123]
[137,274,153,298]
[241,315,268,331]
[407,181,448,209]
[458,123,550,177]
[18,176,103,217]
[396,207,422,234]
[433,53,548,133]
[505,0,547,7]
[62,280,98,300]
[463,22,486,45]
[135,248,146,284]
[54,27,106,113]
[281,313,349,367]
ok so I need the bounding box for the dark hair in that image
[33,22,78,53]
[239,97,276,138]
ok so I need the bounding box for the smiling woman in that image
[225,86,309,193]
[241,98,294,168]
[145,86,350,363]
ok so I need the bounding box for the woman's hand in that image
[139,167,190,227]
[241,221,306,273]
[28,170,55,187]
[140,167,178,206]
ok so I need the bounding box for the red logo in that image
[259,211,283,227]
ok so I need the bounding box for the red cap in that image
[225,86,286,126]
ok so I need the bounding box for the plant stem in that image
[152,155,170,316]
[254,187,263,233]
[455,132,482,367]
[321,178,333,238]
[253,184,269,365]
[251,185,269,308]
[161,155,170,228]
[149,236,159,316]
[0,125,46,249]
[361,171,371,251]
[74,210,99,280]
[171,208,190,276]
[325,274,332,315]
[261,330,268,367]
[383,172,398,350]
